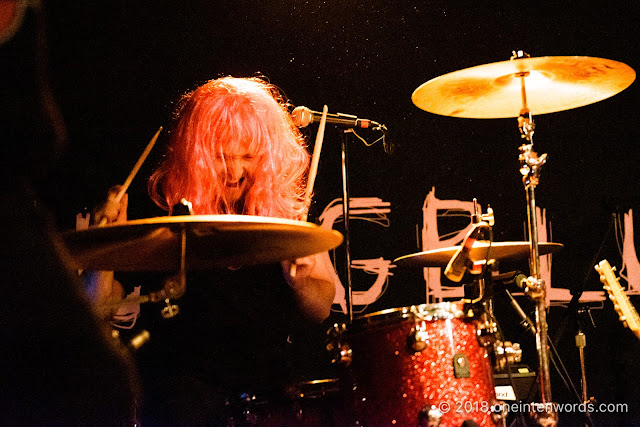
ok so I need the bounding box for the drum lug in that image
[407,321,429,352]
[326,323,353,366]
[453,352,471,378]
[417,404,443,426]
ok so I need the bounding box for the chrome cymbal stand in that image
[512,50,557,426]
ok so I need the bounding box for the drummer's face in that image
[213,148,255,200]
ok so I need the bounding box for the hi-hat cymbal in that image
[62,215,343,272]
[394,241,563,268]
[412,56,636,118]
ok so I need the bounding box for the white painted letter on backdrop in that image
[621,209,640,294]
[318,198,394,314]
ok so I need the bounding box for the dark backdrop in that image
[2,1,639,425]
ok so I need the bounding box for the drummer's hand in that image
[92,185,128,225]
[282,253,336,322]
[282,255,316,285]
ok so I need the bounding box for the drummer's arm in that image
[282,252,336,323]
[81,186,128,318]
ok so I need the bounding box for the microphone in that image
[444,223,487,282]
[291,106,385,130]
[492,270,528,289]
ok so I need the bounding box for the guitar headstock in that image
[595,260,640,340]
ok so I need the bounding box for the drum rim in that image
[349,301,465,330]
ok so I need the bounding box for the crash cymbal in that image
[394,241,563,268]
[62,215,343,271]
[412,56,636,118]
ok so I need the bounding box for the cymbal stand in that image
[513,51,556,426]
[576,307,596,425]
[146,224,187,318]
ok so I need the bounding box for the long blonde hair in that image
[149,77,309,219]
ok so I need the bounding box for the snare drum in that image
[344,301,501,426]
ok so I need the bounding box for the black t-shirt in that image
[131,264,309,423]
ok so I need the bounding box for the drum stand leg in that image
[512,53,557,425]
[576,307,596,426]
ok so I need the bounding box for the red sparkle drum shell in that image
[345,301,499,427]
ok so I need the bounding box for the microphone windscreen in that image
[291,106,313,127]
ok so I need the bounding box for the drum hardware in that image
[343,302,501,426]
[160,299,180,319]
[127,329,151,351]
[503,287,592,412]
[452,352,471,378]
[444,200,493,284]
[494,341,523,370]
[144,274,183,318]
[417,404,444,427]
[574,305,597,423]
[411,52,635,426]
[465,254,501,349]
[149,223,187,318]
[110,328,151,354]
[475,315,498,348]
[325,323,352,366]
[407,320,429,352]
[511,49,555,421]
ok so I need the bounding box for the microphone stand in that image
[340,129,354,323]
[333,121,387,323]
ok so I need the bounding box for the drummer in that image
[86,76,336,424]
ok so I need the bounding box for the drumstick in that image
[303,105,328,220]
[97,126,163,226]
[291,107,328,278]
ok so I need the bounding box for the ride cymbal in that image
[62,215,343,271]
[412,56,636,118]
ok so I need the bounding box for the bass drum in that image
[224,378,348,426]
[344,301,502,426]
